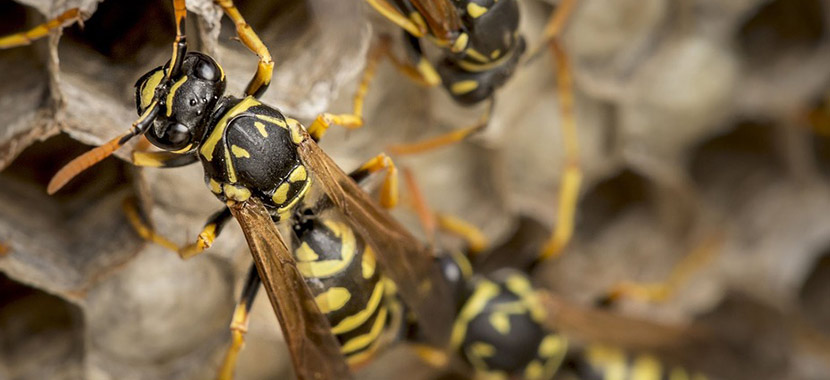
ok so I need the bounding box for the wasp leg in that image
[364,0,427,37]
[217,264,261,380]
[214,0,273,98]
[409,344,449,368]
[386,98,493,156]
[132,151,199,168]
[306,112,365,142]
[123,199,232,259]
[436,214,489,256]
[538,3,582,262]
[393,32,442,87]
[596,235,723,307]
[347,154,399,209]
[0,8,82,49]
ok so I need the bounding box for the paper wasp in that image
[359,0,583,262]
[33,0,453,379]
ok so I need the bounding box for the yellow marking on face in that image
[452,33,469,52]
[417,58,442,86]
[172,144,193,154]
[222,184,251,202]
[331,280,385,334]
[669,368,690,380]
[489,312,510,335]
[255,114,287,129]
[469,342,496,358]
[140,70,164,110]
[276,177,311,216]
[586,345,626,380]
[272,183,291,205]
[231,145,251,158]
[166,76,188,117]
[286,118,304,144]
[132,152,163,167]
[451,80,479,95]
[209,179,222,194]
[632,354,662,380]
[289,165,307,183]
[524,360,544,380]
[294,242,319,261]
[254,121,269,137]
[297,220,357,278]
[362,246,377,279]
[490,49,501,59]
[467,3,488,18]
[451,280,500,348]
[201,97,261,161]
[340,306,388,354]
[315,287,351,314]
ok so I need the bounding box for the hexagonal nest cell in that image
[2,0,830,379]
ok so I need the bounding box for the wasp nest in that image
[1,0,830,379]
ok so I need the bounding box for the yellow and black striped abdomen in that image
[292,214,400,367]
[562,345,709,380]
[451,269,568,380]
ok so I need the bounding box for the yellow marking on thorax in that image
[539,334,567,358]
[469,342,496,358]
[467,3,488,18]
[295,242,319,261]
[315,287,351,313]
[272,182,291,204]
[296,220,357,278]
[451,80,479,95]
[289,165,307,182]
[631,355,662,380]
[276,177,311,216]
[140,70,164,110]
[201,97,261,161]
[586,345,626,380]
[458,47,516,72]
[254,121,269,137]
[524,360,544,380]
[255,114,287,129]
[209,179,223,194]
[166,76,188,117]
[222,184,251,202]
[286,118,304,144]
[451,281,500,347]
[340,306,389,354]
[231,145,250,158]
[331,280,385,334]
[362,246,377,279]
[453,33,469,52]
[224,147,237,183]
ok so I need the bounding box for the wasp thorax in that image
[134,52,227,152]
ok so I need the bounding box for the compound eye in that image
[158,122,192,150]
[194,58,220,81]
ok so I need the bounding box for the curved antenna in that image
[166,0,188,79]
[47,101,160,194]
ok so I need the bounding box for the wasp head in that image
[134,52,227,152]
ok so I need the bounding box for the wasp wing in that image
[296,131,455,347]
[229,198,353,380]
[409,0,463,42]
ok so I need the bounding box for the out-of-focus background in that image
[1,0,830,379]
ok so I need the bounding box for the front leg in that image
[214,0,274,98]
[123,199,232,259]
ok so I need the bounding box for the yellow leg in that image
[0,8,83,49]
[602,235,723,304]
[538,3,582,261]
[409,343,449,368]
[214,0,274,98]
[349,154,399,209]
[352,37,388,123]
[307,113,364,142]
[364,0,426,37]
[217,265,261,380]
[436,214,488,255]
[402,168,436,243]
[386,99,494,156]
[122,198,231,259]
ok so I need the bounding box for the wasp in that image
[356,0,583,262]
[40,1,456,379]
[395,170,725,380]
